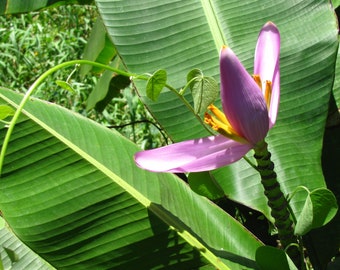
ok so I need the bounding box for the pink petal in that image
[254,22,280,128]
[220,46,269,145]
[134,135,252,173]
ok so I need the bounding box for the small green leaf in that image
[294,188,338,235]
[188,171,224,200]
[0,105,15,120]
[55,80,75,93]
[187,69,218,114]
[3,247,19,264]
[255,246,298,270]
[146,69,167,101]
[187,68,203,82]
[309,188,338,225]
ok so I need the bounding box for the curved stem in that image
[0,59,212,175]
[179,76,197,95]
[288,185,310,202]
[0,60,139,176]
[66,65,79,82]
[286,185,310,225]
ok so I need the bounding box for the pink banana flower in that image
[135,22,280,173]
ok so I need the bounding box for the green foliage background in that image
[0,5,164,149]
[0,0,339,269]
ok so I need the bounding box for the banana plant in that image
[0,0,340,269]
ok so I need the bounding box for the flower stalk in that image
[254,140,300,266]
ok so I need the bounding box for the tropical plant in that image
[0,0,340,269]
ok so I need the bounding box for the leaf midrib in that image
[200,0,226,50]
[0,91,231,270]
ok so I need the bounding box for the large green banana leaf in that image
[0,88,262,270]
[96,0,338,223]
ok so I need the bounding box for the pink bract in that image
[134,22,280,173]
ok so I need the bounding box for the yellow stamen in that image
[264,80,272,110]
[204,104,248,144]
[207,104,231,127]
[252,75,262,90]
[252,75,272,110]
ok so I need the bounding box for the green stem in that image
[253,140,301,266]
[0,60,140,176]
[0,59,212,176]
[286,185,310,226]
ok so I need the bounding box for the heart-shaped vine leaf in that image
[294,188,338,236]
